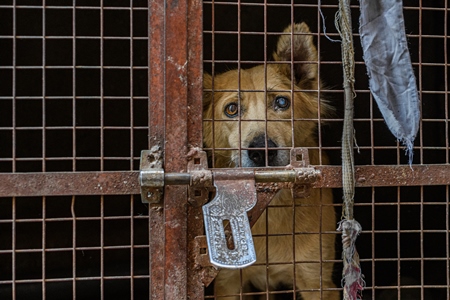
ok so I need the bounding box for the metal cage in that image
[0,0,449,299]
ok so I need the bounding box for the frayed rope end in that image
[342,265,365,300]
[338,219,365,300]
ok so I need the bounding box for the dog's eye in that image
[274,96,290,111]
[224,103,239,118]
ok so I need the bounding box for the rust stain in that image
[1,165,449,197]
[0,172,141,197]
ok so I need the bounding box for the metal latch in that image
[139,147,321,269]
[139,147,319,204]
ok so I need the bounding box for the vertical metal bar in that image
[369,93,374,165]
[289,1,297,294]
[263,0,269,169]
[417,3,424,298]
[319,190,324,299]
[445,0,449,167]
[446,186,449,300]
[41,1,48,291]
[263,0,270,297]
[99,2,105,299]
[100,0,105,172]
[72,1,76,172]
[186,0,206,297]
[164,0,189,297]
[130,4,135,172]
[12,0,16,173]
[237,0,242,167]
[129,6,135,297]
[396,187,401,299]
[148,0,166,298]
[187,0,203,151]
[418,0,423,165]
[445,3,449,299]
[42,3,46,173]
[371,187,375,299]
[12,197,16,300]
[210,0,216,167]
[289,0,295,153]
[316,4,324,166]
[100,195,105,300]
[420,186,424,299]
[129,5,135,297]
[316,4,325,296]
[11,2,17,299]
[289,4,297,292]
[71,3,77,295]
[71,197,76,299]
[265,205,269,298]
[129,195,134,300]
[42,196,46,300]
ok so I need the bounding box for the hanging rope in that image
[335,0,365,299]
[336,0,356,220]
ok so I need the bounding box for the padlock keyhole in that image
[222,220,235,250]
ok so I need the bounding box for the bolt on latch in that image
[139,147,320,204]
[289,147,319,198]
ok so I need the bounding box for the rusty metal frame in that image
[0,1,449,300]
[0,165,450,197]
[147,0,205,298]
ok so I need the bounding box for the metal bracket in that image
[139,148,213,205]
[290,148,319,198]
[187,150,213,207]
[193,236,220,286]
[139,146,164,204]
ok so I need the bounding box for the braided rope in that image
[335,1,365,299]
[337,0,356,220]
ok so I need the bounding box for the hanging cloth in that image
[359,0,420,164]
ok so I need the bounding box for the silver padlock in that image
[202,172,257,269]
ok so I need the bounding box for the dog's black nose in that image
[248,136,277,167]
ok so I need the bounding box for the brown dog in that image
[203,23,338,300]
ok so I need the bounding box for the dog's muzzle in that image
[247,135,278,167]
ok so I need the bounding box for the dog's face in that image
[203,23,329,168]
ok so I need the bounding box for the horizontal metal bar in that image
[165,172,191,185]
[0,171,140,197]
[163,169,298,185]
[315,165,450,188]
[0,164,449,197]
[255,170,297,182]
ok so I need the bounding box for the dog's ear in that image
[203,73,212,110]
[273,23,318,90]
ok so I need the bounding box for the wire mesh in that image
[0,1,149,173]
[203,0,449,299]
[0,1,150,299]
[0,0,448,299]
